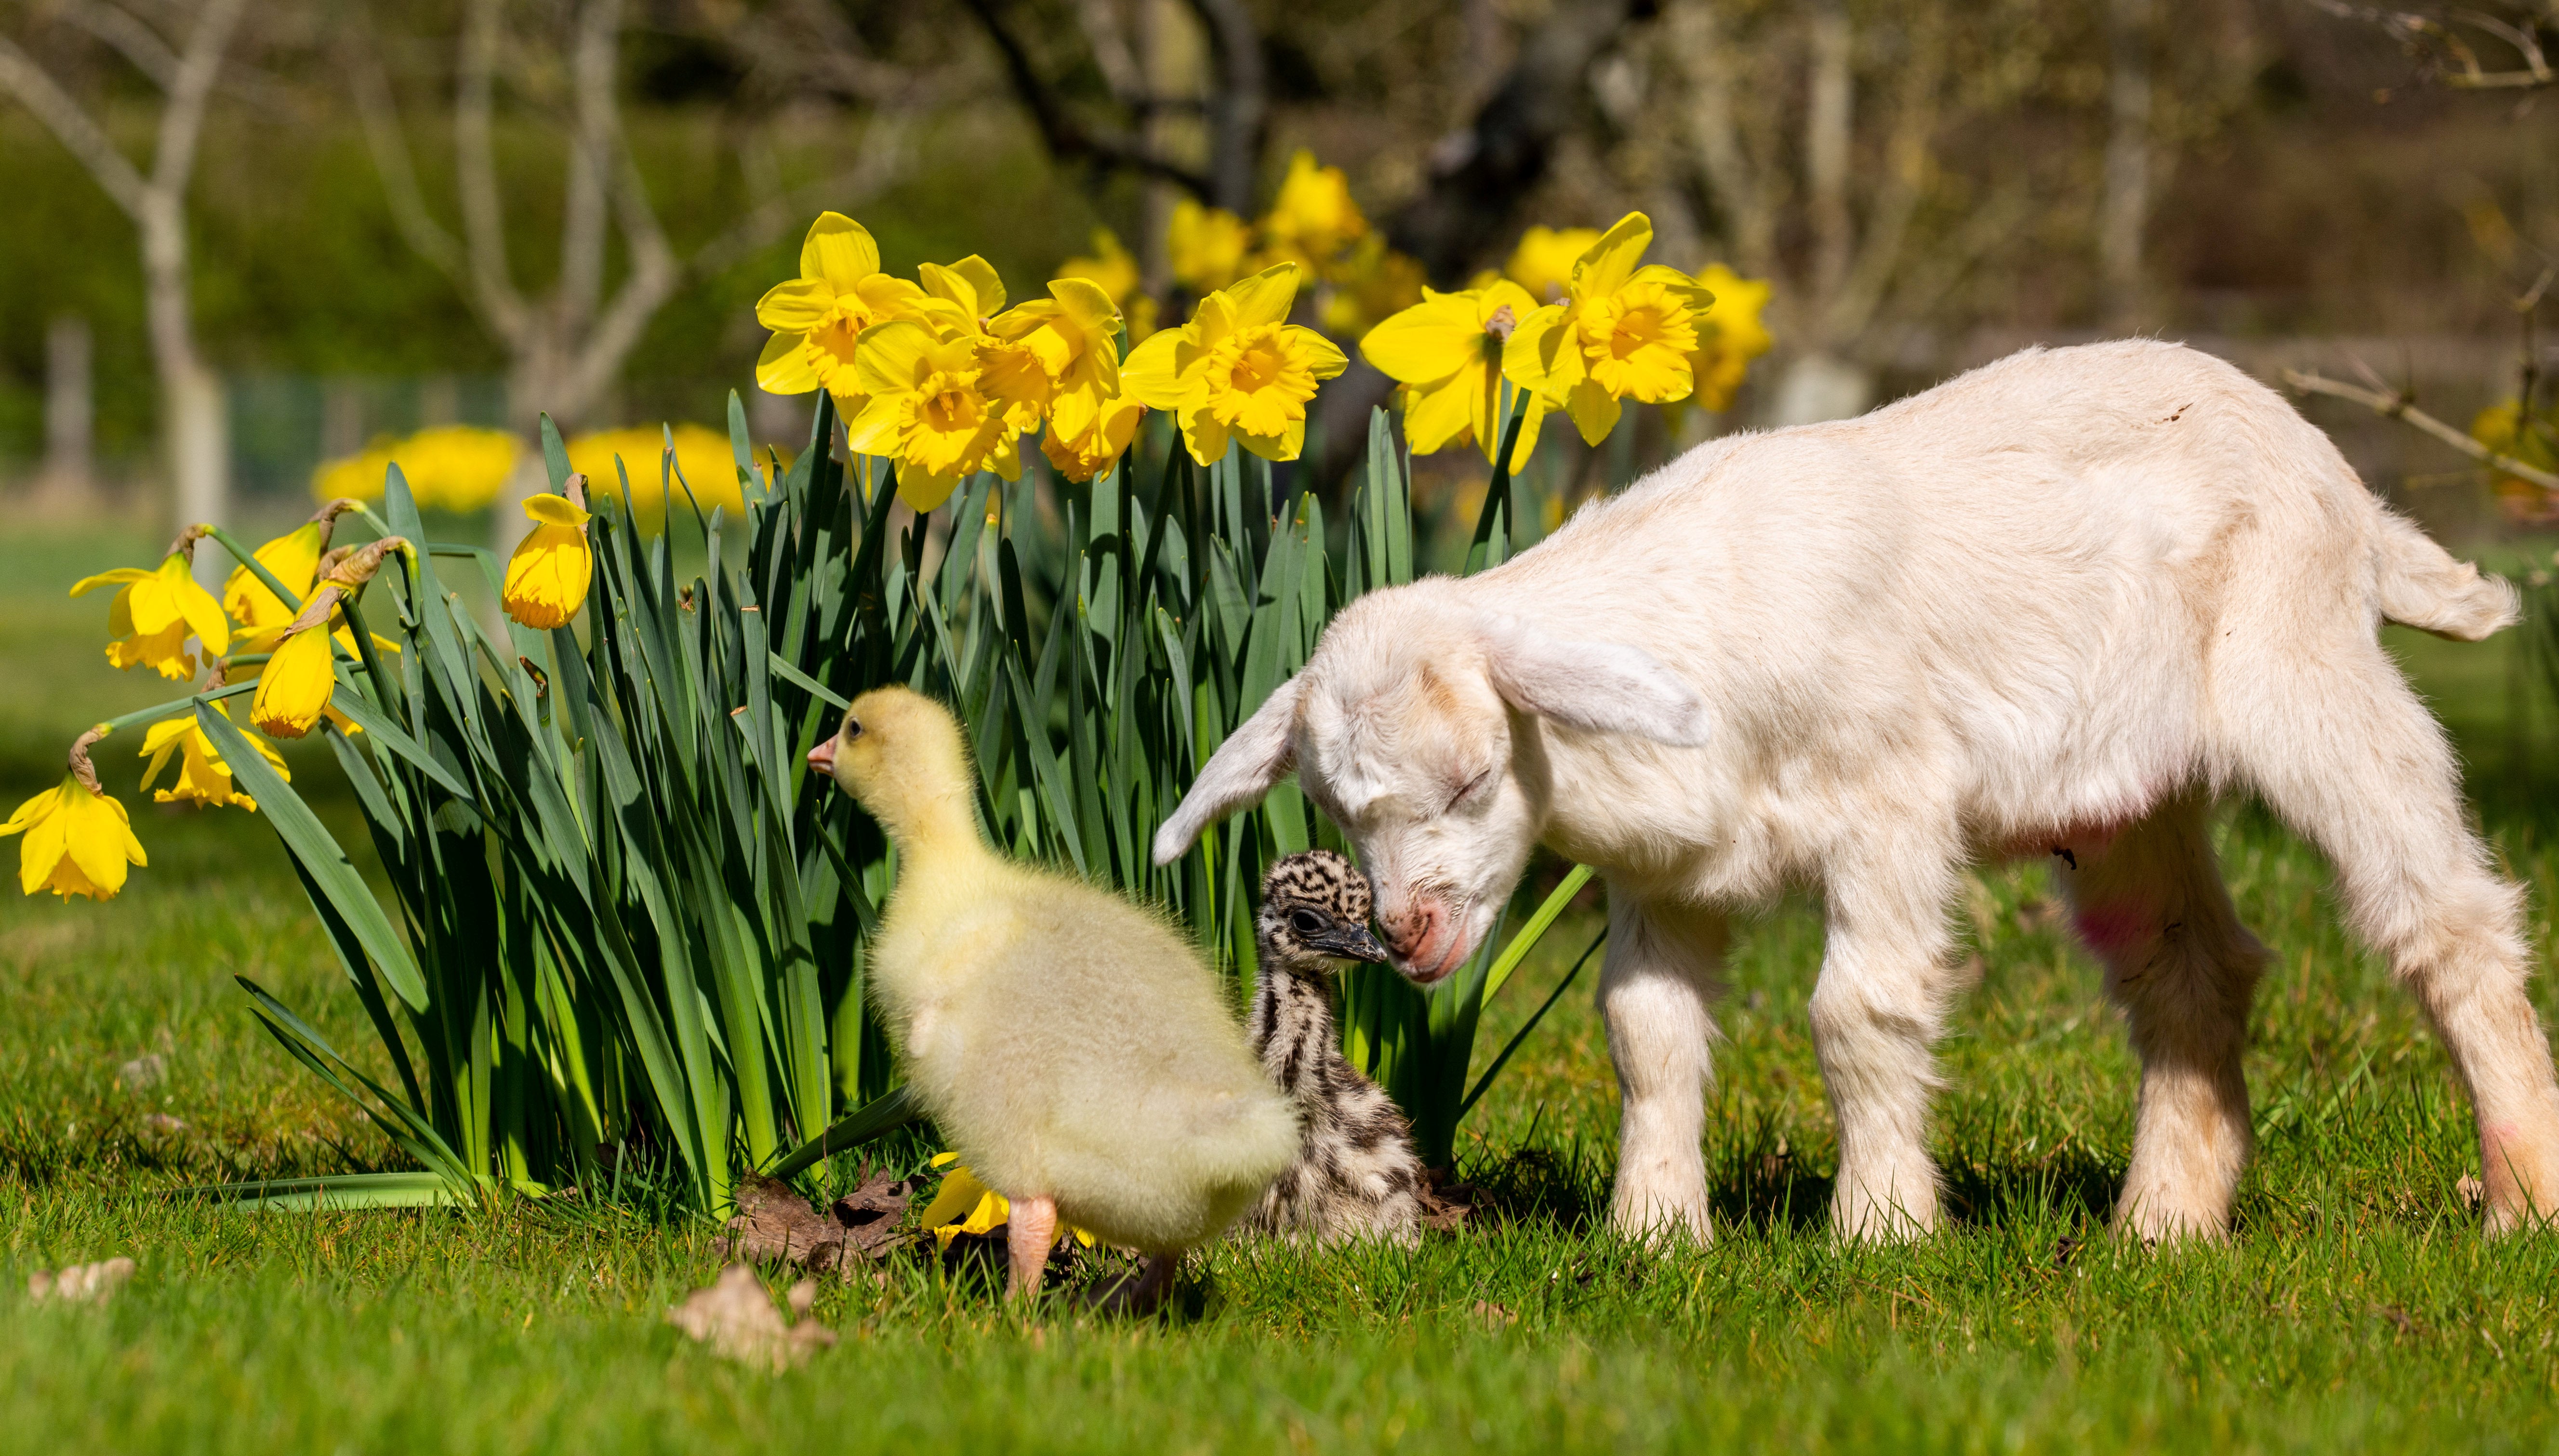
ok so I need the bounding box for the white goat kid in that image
[1153,339,2559,1245]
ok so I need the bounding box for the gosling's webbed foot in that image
[1079,1252,1179,1317]
[1006,1195,1058,1300]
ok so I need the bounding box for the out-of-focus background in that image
[0,0,2552,542]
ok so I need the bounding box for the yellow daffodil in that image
[1057,228,1140,308]
[3,733,144,900]
[72,540,231,681]
[224,501,358,631]
[502,495,594,630]
[1319,235,1428,342]
[1054,227,1156,341]
[1502,213,1716,445]
[992,278,1126,440]
[310,426,519,512]
[1505,225,1603,304]
[754,212,930,412]
[1685,264,1774,414]
[1168,200,1251,294]
[1258,150,1368,271]
[917,255,1058,431]
[1041,392,1146,483]
[570,424,746,518]
[1360,280,1549,471]
[251,619,341,740]
[846,322,1025,511]
[919,1154,1095,1250]
[139,699,284,811]
[1123,263,1347,466]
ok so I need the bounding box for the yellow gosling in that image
[809,686,1297,1305]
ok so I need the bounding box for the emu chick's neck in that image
[1248,947,1344,1100]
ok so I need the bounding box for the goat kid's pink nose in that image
[1380,899,1444,959]
[807,741,835,773]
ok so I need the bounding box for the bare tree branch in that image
[0,34,148,216]
[958,0,1214,198]
[346,34,470,286]
[1385,0,1643,281]
[559,0,620,333]
[2286,367,2559,490]
[1824,6,1945,341]
[1670,0,1773,278]
[2307,0,2556,88]
[683,111,915,279]
[456,0,528,342]
[149,0,246,198]
[59,0,178,89]
[1183,0,1264,213]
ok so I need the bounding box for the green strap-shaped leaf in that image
[200,704,427,1011]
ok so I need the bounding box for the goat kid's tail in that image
[2374,510,2519,642]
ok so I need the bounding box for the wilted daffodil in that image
[1504,225,1603,304]
[139,696,284,811]
[73,530,231,680]
[847,322,1024,511]
[754,212,930,411]
[1502,212,1716,445]
[3,730,145,900]
[502,494,594,630]
[1167,200,1251,294]
[919,1154,1094,1251]
[1360,280,1548,471]
[1124,263,1347,466]
[225,500,356,632]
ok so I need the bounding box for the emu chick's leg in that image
[1008,1195,1058,1299]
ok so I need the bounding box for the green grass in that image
[7,526,2559,1452]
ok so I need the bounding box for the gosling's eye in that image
[1288,908,1326,936]
[841,717,863,741]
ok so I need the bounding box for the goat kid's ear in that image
[1481,617,1712,747]
[1152,675,1304,865]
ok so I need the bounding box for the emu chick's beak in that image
[807,739,835,775]
[1315,924,1393,965]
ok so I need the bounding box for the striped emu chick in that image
[1246,851,1426,1246]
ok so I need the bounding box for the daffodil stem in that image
[201,525,307,619]
[94,680,259,738]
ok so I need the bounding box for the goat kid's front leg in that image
[1810,836,1962,1241]
[1598,891,1730,1243]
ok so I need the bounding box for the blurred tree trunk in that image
[0,0,245,578]
[2101,0,2155,330]
[35,316,95,512]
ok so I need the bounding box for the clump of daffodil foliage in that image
[19,158,1771,1217]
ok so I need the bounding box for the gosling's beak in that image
[1313,924,1393,965]
[807,738,836,775]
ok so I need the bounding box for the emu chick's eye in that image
[841,717,863,741]
[1288,908,1326,936]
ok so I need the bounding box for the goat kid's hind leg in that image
[2241,658,2559,1232]
[1811,829,1962,1241]
[2055,794,2270,1241]
[1598,891,1729,1243]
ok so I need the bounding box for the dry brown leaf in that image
[720,1171,914,1276]
[1418,1170,1485,1234]
[28,1257,135,1305]
[666,1265,835,1371]
[1472,1299,1517,1331]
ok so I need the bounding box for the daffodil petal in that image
[1400,374,1477,456]
[524,494,593,528]
[756,332,822,395]
[1120,329,1190,410]
[854,320,935,398]
[69,568,152,597]
[950,254,1007,317]
[1573,212,1653,301]
[1358,294,1482,384]
[756,278,837,333]
[1223,263,1301,329]
[800,212,880,290]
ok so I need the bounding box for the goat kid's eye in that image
[1446,768,1494,812]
